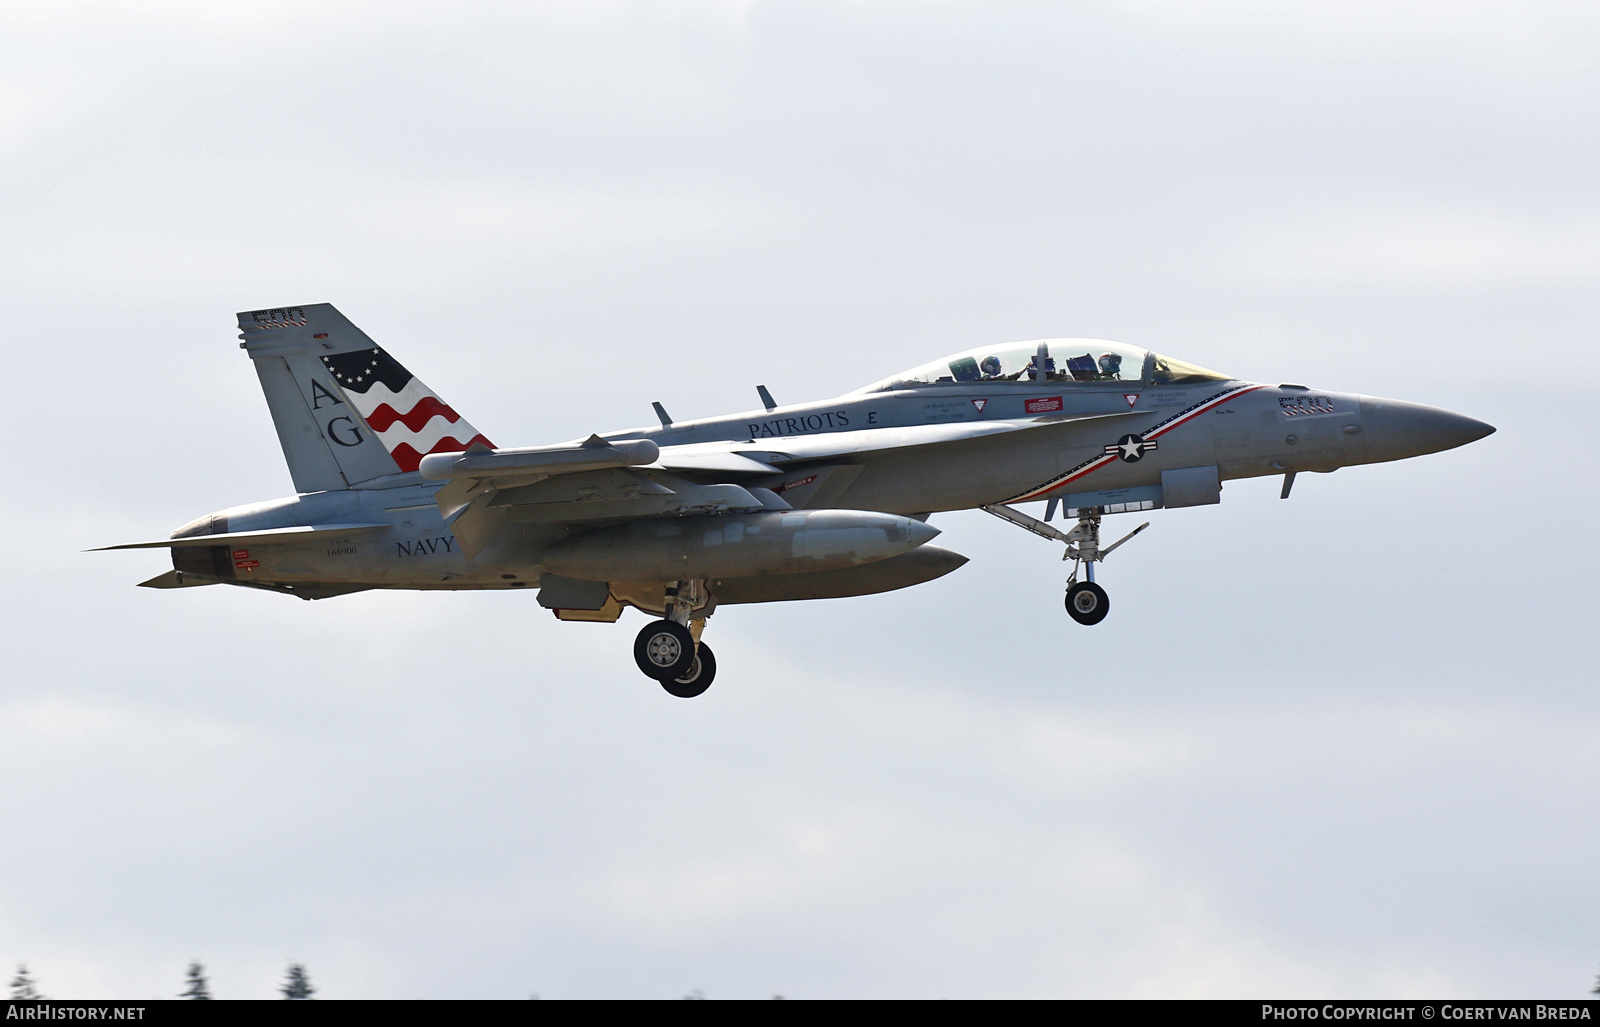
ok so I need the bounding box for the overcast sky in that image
[2,0,1597,999]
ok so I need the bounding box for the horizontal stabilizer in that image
[137,571,218,589]
[92,523,390,551]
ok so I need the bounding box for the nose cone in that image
[1359,397,1495,463]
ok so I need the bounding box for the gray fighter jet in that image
[100,304,1494,697]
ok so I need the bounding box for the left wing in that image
[649,410,1141,471]
[419,436,779,559]
[421,412,1141,560]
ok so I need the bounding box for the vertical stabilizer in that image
[238,304,492,491]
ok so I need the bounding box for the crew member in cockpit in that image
[980,355,1003,379]
[1022,354,1056,382]
[1098,352,1123,380]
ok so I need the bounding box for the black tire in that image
[634,620,696,680]
[1065,581,1110,625]
[661,642,716,699]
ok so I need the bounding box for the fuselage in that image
[169,371,1490,596]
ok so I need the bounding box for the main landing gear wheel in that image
[661,642,716,699]
[1065,581,1109,625]
[634,619,696,681]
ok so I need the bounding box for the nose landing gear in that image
[981,503,1148,626]
[632,579,717,697]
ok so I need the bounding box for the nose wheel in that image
[982,503,1148,627]
[1065,581,1109,625]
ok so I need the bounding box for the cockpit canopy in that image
[853,338,1231,394]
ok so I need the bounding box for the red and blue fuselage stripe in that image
[1006,383,1268,503]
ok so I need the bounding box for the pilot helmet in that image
[1098,353,1122,375]
[980,355,1002,377]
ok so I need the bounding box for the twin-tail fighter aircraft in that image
[100,304,1494,697]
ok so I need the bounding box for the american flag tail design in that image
[320,346,494,473]
[238,303,495,492]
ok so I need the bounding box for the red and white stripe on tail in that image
[321,347,493,472]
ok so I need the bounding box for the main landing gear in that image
[981,503,1149,626]
[632,579,717,698]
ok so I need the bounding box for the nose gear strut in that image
[980,503,1149,625]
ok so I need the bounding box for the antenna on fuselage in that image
[757,385,776,412]
[652,402,672,428]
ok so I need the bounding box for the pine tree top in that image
[181,961,212,1000]
[9,963,41,1001]
[281,963,315,1000]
